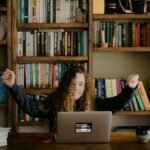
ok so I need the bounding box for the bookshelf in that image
[11,0,92,131]
[10,0,150,132]
[0,0,12,126]
[92,2,150,116]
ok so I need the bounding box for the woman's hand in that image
[127,74,139,89]
[2,69,16,88]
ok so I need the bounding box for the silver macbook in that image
[55,111,112,143]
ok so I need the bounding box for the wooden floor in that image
[0,132,149,150]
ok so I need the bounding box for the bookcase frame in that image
[0,0,12,126]
[11,0,93,131]
[11,0,150,132]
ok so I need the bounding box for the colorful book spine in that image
[138,81,150,110]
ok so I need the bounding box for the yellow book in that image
[93,0,104,14]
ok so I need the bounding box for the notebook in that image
[55,111,112,143]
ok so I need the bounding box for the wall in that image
[93,52,150,90]
[93,52,150,130]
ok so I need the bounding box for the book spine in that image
[138,81,150,110]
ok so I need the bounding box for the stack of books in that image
[0,127,11,147]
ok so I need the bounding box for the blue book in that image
[0,78,7,103]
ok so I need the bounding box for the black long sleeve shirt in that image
[8,84,136,131]
[9,84,136,116]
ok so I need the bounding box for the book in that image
[0,76,7,103]
[105,78,113,98]
[135,89,145,111]
[93,0,104,14]
[132,96,139,111]
[0,127,11,147]
[138,81,150,110]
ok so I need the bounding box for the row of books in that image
[95,78,150,111]
[17,63,87,88]
[17,30,88,57]
[19,94,47,122]
[17,0,88,23]
[94,21,150,48]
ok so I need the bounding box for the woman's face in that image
[70,73,85,100]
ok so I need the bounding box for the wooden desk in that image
[1,132,150,150]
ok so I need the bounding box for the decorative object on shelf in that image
[147,0,150,13]
[101,43,108,48]
[105,0,118,14]
[75,8,85,23]
[0,0,5,4]
[118,0,147,14]
[136,126,150,143]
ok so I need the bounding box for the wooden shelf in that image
[0,40,7,45]
[17,23,89,30]
[93,14,150,20]
[17,56,89,63]
[0,6,7,12]
[93,47,150,52]
[115,111,150,116]
[18,120,49,127]
[0,103,7,108]
[25,88,56,94]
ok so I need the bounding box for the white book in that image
[111,79,117,96]
[17,32,23,56]
[50,0,53,23]
[61,0,66,23]
[0,127,11,132]
[65,0,70,23]
[33,30,37,56]
[17,64,24,87]
[36,0,40,23]
[56,0,61,23]
[43,0,47,23]
[39,0,44,23]
[0,141,7,146]
[50,32,54,56]
[25,32,30,56]
[28,0,33,23]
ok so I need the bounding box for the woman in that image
[2,66,139,132]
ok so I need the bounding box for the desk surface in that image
[1,132,150,150]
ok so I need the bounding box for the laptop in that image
[55,111,112,143]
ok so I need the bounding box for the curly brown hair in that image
[57,66,95,111]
